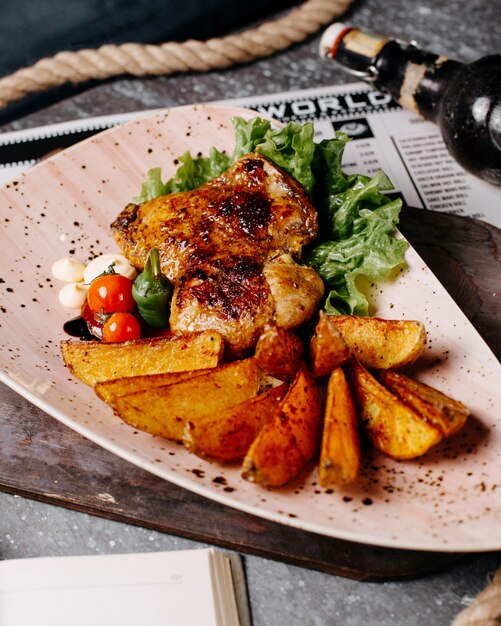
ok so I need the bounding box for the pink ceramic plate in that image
[1,104,500,551]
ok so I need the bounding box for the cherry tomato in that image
[87,274,135,316]
[81,301,103,339]
[102,312,141,343]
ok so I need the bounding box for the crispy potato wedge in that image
[112,358,260,441]
[318,367,361,486]
[61,331,224,386]
[378,370,469,437]
[95,368,212,407]
[183,383,289,461]
[241,368,323,486]
[328,316,426,369]
[348,359,442,460]
[254,325,304,382]
[310,311,350,377]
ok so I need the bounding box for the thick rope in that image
[0,0,353,109]
[452,567,501,626]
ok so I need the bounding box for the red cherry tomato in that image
[81,301,103,339]
[87,274,135,316]
[102,312,141,343]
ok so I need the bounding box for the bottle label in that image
[400,55,450,117]
[338,30,389,62]
[319,24,389,76]
[399,63,428,115]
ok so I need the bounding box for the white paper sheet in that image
[0,549,242,626]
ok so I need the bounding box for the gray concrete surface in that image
[2,493,500,626]
[1,0,500,624]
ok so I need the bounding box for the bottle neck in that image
[320,25,463,122]
[373,41,463,121]
[323,25,389,78]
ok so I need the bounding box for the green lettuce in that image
[133,148,231,202]
[305,199,408,315]
[231,116,273,160]
[133,116,408,315]
[305,137,408,315]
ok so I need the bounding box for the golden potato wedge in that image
[318,367,360,486]
[95,368,212,407]
[112,358,260,441]
[309,311,350,377]
[61,330,224,386]
[241,368,323,486]
[348,359,442,460]
[328,316,426,369]
[254,325,304,382]
[378,370,469,437]
[183,383,289,461]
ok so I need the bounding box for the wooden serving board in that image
[1,208,500,581]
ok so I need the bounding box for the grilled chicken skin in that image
[112,153,324,355]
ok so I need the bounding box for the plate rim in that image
[1,102,500,553]
[1,368,500,553]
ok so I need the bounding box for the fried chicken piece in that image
[169,253,276,354]
[112,153,324,356]
[262,254,324,329]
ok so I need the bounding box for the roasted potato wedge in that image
[95,368,212,407]
[241,368,323,486]
[329,316,426,369]
[348,359,442,459]
[318,367,360,486]
[310,311,350,377]
[61,330,224,386]
[183,383,289,461]
[254,325,304,382]
[111,358,260,441]
[378,370,469,437]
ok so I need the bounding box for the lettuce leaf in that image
[132,116,408,315]
[231,117,273,160]
[133,167,167,203]
[253,122,316,194]
[133,148,231,202]
[305,201,408,315]
[305,137,408,314]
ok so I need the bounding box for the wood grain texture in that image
[399,208,500,359]
[0,208,499,580]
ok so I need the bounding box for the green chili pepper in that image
[132,248,172,329]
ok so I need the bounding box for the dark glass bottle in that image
[319,24,501,186]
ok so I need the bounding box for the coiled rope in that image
[0,0,353,109]
[452,567,501,626]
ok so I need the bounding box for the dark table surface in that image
[1,1,500,624]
